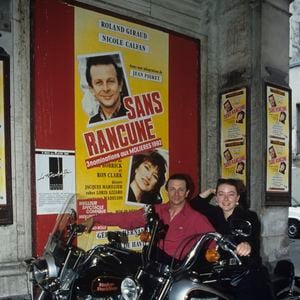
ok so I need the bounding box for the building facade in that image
[0,0,293,298]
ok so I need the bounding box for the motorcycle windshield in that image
[43,194,76,256]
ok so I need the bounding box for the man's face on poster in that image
[268,94,276,107]
[224,101,233,113]
[89,63,123,109]
[269,146,276,159]
[224,150,232,161]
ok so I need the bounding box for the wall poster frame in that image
[220,87,248,184]
[265,82,291,206]
[0,48,12,225]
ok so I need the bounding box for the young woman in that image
[190,178,274,300]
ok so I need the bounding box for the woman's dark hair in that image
[237,161,245,167]
[236,161,245,173]
[236,111,245,122]
[279,161,286,173]
[216,178,240,194]
[279,111,286,122]
[216,178,248,209]
[130,150,167,204]
[85,55,123,87]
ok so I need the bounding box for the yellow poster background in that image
[220,88,247,183]
[266,86,289,192]
[75,8,169,250]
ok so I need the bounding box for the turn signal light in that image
[139,231,151,243]
[205,248,221,263]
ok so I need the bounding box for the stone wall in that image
[0,0,32,298]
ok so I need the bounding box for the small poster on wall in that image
[266,84,290,193]
[35,149,75,215]
[220,88,247,183]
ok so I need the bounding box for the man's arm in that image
[82,208,145,232]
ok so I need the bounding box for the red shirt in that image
[93,202,215,260]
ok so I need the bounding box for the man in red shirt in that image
[83,173,249,261]
[83,173,213,261]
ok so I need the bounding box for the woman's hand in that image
[235,242,251,256]
[199,188,216,198]
[82,217,95,233]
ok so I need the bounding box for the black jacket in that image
[190,195,261,263]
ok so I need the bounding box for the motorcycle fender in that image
[168,278,231,300]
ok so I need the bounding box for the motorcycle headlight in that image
[121,277,141,300]
[31,254,59,290]
[32,259,48,285]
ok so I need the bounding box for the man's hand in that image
[235,242,251,256]
[82,217,94,233]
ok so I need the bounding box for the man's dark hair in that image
[85,55,123,87]
[165,173,191,191]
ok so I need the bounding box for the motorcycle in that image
[25,197,156,300]
[120,213,300,300]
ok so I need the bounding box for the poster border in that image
[219,86,250,207]
[265,81,291,206]
[0,49,12,225]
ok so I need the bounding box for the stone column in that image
[214,0,291,266]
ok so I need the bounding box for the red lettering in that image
[134,119,148,140]
[142,93,155,115]
[96,130,110,152]
[125,122,138,144]
[105,126,120,150]
[84,118,157,159]
[84,132,99,156]
[135,95,146,118]
[123,92,164,119]
[152,91,163,113]
[116,124,128,147]
[144,118,155,139]
[123,96,136,119]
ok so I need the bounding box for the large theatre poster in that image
[75,8,169,250]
